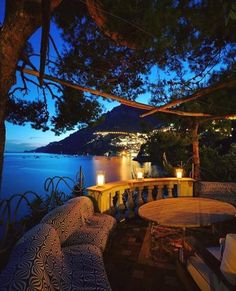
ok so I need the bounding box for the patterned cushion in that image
[86,213,117,233]
[75,196,94,219]
[63,244,112,290]
[41,199,84,244]
[0,223,68,291]
[63,226,109,252]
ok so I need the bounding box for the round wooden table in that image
[139,197,236,264]
[139,197,236,228]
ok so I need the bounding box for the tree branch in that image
[141,78,236,117]
[18,67,233,119]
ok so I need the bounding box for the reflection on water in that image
[1,153,159,199]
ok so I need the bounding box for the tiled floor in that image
[104,218,185,291]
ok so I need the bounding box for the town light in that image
[175,167,183,179]
[136,168,144,180]
[97,171,105,186]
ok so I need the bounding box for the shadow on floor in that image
[104,218,185,291]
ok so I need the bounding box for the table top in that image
[138,197,236,228]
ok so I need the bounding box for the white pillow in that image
[220,233,236,286]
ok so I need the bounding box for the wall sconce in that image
[96,171,105,186]
[136,168,144,180]
[175,167,183,179]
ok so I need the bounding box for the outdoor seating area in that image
[0,191,236,290]
[179,233,236,291]
[0,196,116,290]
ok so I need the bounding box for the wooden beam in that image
[141,78,236,117]
[18,67,232,119]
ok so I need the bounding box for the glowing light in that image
[175,168,183,179]
[97,171,105,186]
[136,168,144,180]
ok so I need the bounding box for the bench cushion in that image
[86,213,117,232]
[63,226,109,252]
[187,254,219,291]
[63,244,111,290]
[41,199,84,244]
[220,234,236,286]
[0,223,66,291]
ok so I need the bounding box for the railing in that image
[87,178,195,218]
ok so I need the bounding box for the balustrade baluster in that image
[122,190,130,219]
[157,185,164,199]
[147,186,154,202]
[87,178,194,212]
[132,189,139,216]
[141,186,148,203]
[167,185,173,198]
[152,186,158,200]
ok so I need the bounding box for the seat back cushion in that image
[68,196,94,220]
[41,198,84,243]
[0,223,68,291]
[220,233,236,286]
[187,254,219,291]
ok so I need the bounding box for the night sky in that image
[0,1,122,152]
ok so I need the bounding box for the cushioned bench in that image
[186,234,236,291]
[0,196,116,290]
[41,196,116,252]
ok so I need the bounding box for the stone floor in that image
[104,218,186,291]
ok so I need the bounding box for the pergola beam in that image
[141,78,236,117]
[18,67,234,120]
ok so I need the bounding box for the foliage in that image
[145,130,192,166]
[54,0,236,104]
[2,0,236,135]
[51,87,102,134]
[200,145,236,181]
[0,169,85,269]
[144,125,236,181]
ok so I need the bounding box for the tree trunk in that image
[0,0,62,192]
[192,121,201,181]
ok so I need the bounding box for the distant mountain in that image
[30,105,163,155]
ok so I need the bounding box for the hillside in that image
[31,105,162,155]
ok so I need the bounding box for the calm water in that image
[1,153,158,199]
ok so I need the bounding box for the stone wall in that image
[195,181,236,205]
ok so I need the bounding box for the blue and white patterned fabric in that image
[41,198,85,244]
[0,224,112,290]
[63,244,112,290]
[0,196,117,290]
[0,223,69,290]
[66,196,116,233]
[63,226,110,252]
[86,213,117,233]
[43,196,116,250]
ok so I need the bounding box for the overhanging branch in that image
[18,67,233,119]
[141,78,236,117]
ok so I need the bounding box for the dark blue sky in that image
[0,2,123,151]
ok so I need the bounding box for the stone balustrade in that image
[87,178,195,217]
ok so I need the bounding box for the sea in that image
[1,153,160,199]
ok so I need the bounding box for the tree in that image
[0,0,236,186]
[0,0,65,186]
[53,0,236,180]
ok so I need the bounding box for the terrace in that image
[1,174,236,290]
[1,1,236,290]
[87,176,236,290]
